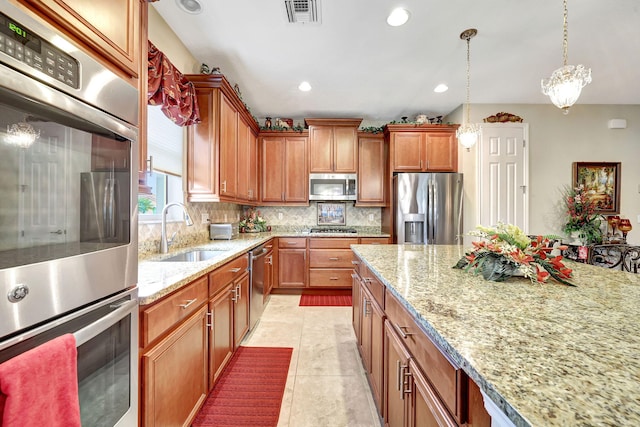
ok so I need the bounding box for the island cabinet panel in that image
[142,305,208,427]
[307,118,362,173]
[384,319,412,427]
[408,359,457,427]
[260,134,308,205]
[386,124,459,173]
[357,134,387,206]
[20,0,140,80]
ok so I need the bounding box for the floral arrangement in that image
[453,223,574,286]
[562,185,602,244]
[239,207,267,232]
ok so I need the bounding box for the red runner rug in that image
[299,294,352,306]
[192,346,293,427]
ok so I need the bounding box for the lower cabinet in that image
[233,271,250,348]
[142,306,208,427]
[208,283,234,389]
[277,238,307,288]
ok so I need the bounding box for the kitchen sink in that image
[160,249,227,262]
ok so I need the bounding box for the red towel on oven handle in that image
[0,334,81,427]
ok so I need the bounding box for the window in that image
[139,106,184,222]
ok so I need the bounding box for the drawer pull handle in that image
[329,277,339,280]
[364,277,373,283]
[392,322,414,339]
[286,242,297,245]
[179,298,197,309]
[329,257,339,261]
[229,267,242,273]
[351,260,360,265]
[206,311,214,330]
[351,274,358,279]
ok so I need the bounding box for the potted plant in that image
[562,185,603,245]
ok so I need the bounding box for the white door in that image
[477,123,529,232]
[18,123,69,247]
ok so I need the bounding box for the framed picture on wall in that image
[317,202,346,226]
[572,162,621,214]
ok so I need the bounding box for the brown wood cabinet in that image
[357,133,387,206]
[264,242,274,299]
[260,133,308,205]
[142,305,208,427]
[207,283,233,389]
[386,125,459,173]
[233,271,250,348]
[185,74,259,203]
[308,237,357,288]
[276,238,307,288]
[19,0,141,80]
[307,118,362,173]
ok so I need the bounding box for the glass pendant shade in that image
[457,123,479,150]
[541,64,592,114]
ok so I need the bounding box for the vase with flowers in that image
[562,185,603,245]
[239,207,267,233]
[454,223,574,286]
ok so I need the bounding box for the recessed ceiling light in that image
[434,84,449,93]
[176,0,202,14]
[387,8,410,26]
[298,81,312,92]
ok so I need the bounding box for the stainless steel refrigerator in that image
[394,173,463,244]
[80,171,131,244]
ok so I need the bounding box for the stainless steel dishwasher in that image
[249,243,270,330]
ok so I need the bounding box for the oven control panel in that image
[0,11,79,89]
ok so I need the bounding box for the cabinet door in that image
[278,249,307,288]
[233,272,250,347]
[186,87,219,202]
[236,117,251,201]
[284,137,308,203]
[392,132,423,171]
[219,94,237,198]
[248,129,259,201]
[209,284,234,389]
[384,320,411,427]
[370,294,385,415]
[143,306,208,427]
[357,135,386,205]
[361,291,373,373]
[24,0,140,78]
[261,137,285,202]
[352,271,362,346]
[425,133,457,172]
[309,126,333,172]
[408,359,457,427]
[333,126,358,173]
[264,250,274,301]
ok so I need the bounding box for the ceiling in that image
[151,0,640,123]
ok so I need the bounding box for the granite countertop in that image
[138,231,389,305]
[350,244,640,427]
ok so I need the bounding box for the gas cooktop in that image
[310,227,357,234]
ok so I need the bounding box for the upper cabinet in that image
[18,0,141,81]
[260,132,308,205]
[184,74,259,204]
[356,133,387,207]
[386,124,459,172]
[306,118,362,173]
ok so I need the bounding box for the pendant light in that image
[456,28,478,151]
[541,0,591,114]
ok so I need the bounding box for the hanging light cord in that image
[465,34,472,124]
[562,0,568,66]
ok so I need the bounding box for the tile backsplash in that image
[138,202,381,258]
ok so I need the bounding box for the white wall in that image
[448,104,640,245]
[148,6,200,74]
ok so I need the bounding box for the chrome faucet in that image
[160,202,194,253]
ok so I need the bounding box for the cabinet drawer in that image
[209,254,249,296]
[359,237,389,245]
[309,249,355,268]
[309,269,353,287]
[309,238,359,249]
[278,237,307,248]
[385,289,460,419]
[360,266,385,308]
[142,276,208,347]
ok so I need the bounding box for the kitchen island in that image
[351,244,640,427]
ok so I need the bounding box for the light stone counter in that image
[350,244,640,427]
[138,231,390,305]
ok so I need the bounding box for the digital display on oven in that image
[0,12,41,52]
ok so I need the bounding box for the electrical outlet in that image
[368,214,374,221]
[224,214,228,222]
[201,213,209,224]
[637,214,640,224]
[278,212,283,220]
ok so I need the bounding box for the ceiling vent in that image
[284,0,321,24]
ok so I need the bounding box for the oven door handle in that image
[73,298,138,346]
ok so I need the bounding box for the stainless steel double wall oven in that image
[0,1,139,425]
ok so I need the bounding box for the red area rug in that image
[299,294,352,306]
[192,346,293,427]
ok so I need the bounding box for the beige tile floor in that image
[242,294,383,427]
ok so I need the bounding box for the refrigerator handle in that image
[431,179,438,244]
[103,178,116,238]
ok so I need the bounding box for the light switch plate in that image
[201,213,209,224]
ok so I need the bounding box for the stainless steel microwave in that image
[309,173,357,201]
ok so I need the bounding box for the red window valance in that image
[147,40,200,126]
